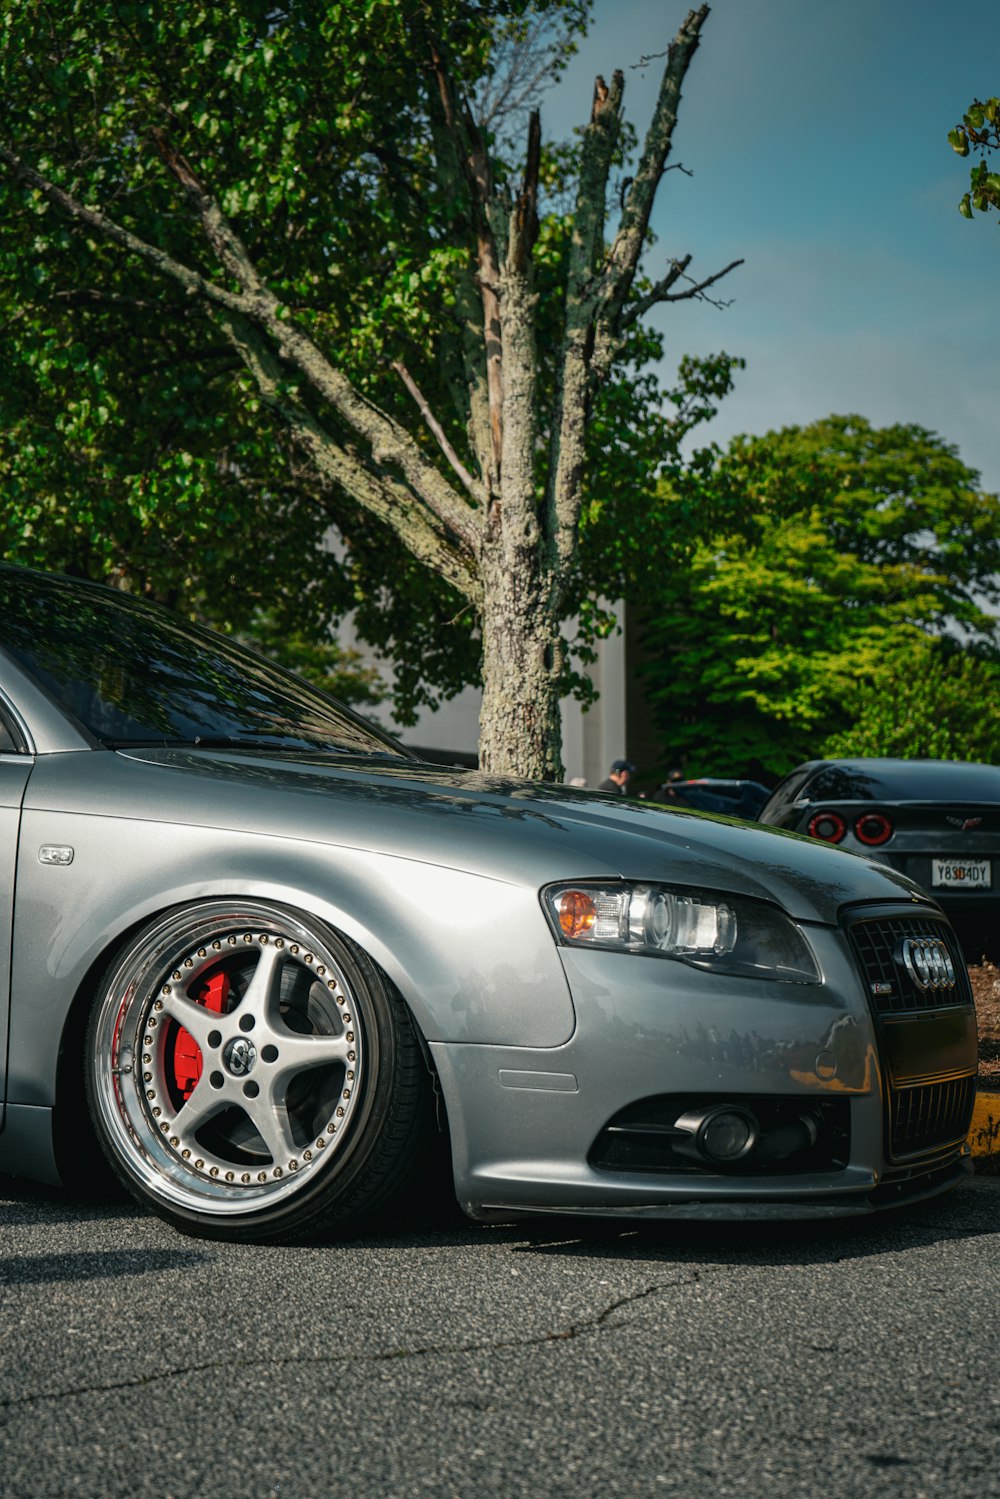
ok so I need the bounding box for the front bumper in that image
[430,909,976,1221]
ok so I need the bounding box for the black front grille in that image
[848,913,973,1014]
[890,1076,977,1159]
[845,908,977,1161]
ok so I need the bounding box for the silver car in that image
[0,565,979,1241]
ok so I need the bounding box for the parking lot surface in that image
[2,1174,1000,1498]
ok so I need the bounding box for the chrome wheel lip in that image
[91,902,365,1217]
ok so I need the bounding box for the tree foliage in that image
[949,96,1000,220]
[822,639,1000,764]
[0,0,740,773]
[640,416,1000,780]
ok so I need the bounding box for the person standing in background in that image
[598,759,635,795]
[654,768,686,801]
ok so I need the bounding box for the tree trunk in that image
[478,541,563,778]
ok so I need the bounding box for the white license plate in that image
[931,858,992,889]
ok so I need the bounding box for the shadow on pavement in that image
[0,1246,212,1286]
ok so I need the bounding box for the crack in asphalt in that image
[0,1273,699,1412]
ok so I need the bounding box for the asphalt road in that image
[2,1173,999,1499]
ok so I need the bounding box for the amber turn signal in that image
[557,889,597,939]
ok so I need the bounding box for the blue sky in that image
[545,0,999,491]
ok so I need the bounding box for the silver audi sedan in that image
[0,565,979,1241]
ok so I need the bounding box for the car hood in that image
[33,748,932,926]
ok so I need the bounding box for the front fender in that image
[10,808,575,1107]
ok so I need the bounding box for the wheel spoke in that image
[248,1097,299,1166]
[238,942,287,1022]
[159,989,219,1048]
[171,1079,229,1138]
[265,1031,351,1081]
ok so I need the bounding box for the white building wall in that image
[559,620,627,787]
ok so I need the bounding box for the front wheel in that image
[86,900,436,1242]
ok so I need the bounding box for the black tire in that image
[85,899,436,1242]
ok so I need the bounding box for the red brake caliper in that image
[171,971,231,1101]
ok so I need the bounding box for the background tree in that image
[949,96,1000,220]
[822,638,1000,764]
[0,0,740,776]
[640,416,1000,780]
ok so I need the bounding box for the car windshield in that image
[0,566,407,757]
[805,761,1000,802]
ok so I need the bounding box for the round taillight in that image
[808,811,847,843]
[855,812,893,846]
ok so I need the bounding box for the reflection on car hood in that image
[36,747,931,926]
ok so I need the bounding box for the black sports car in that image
[758,758,1000,959]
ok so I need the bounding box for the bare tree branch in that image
[630,48,668,69]
[427,33,504,492]
[658,257,744,307]
[497,110,544,570]
[422,42,493,478]
[622,255,743,325]
[509,108,541,272]
[621,253,692,324]
[470,12,574,137]
[543,71,624,584]
[391,359,483,508]
[598,5,710,334]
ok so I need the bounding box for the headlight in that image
[541,882,819,984]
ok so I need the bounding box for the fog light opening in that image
[755,1112,820,1163]
[673,1105,759,1165]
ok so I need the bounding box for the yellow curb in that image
[969,1090,1000,1160]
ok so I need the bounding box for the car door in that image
[0,706,33,1111]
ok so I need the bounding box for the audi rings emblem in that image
[899,937,956,991]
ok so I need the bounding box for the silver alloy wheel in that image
[89,901,369,1217]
